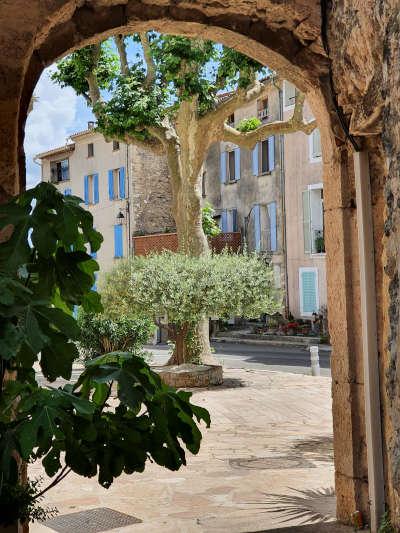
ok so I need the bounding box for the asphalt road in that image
[146,341,332,377]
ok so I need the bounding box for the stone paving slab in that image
[30,368,357,533]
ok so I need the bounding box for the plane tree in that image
[52,34,316,364]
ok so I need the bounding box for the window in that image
[220,208,238,233]
[220,148,240,183]
[50,159,69,182]
[114,225,123,258]
[299,267,319,316]
[84,174,99,205]
[310,129,322,161]
[283,81,296,109]
[258,98,269,120]
[88,143,94,157]
[63,188,72,196]
[228,150,236,181]
[302,185,325,254]
[108,167,126,200]
[113,140,120,151]
[255,136,275,175]
[227,113,235,127]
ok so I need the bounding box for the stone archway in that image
[1,1,398,529]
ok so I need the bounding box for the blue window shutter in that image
[301,270,317,314]
[268,202,277,251]
[268,136,275,171]
[93,174,99,204]
[119,167,126,199]
[114,225,123,258]
[73,305,78,319]
[220,151,227,184]
[64,188,71,196]
[90,250,97,259]
[84,175,89,205]
[108,170,114,200]
[254,204,261,252]
[232,208,238,232]
[234,147,241,180]
[220,210,228,232]
[252,143,259,175]
[92,273,98,292]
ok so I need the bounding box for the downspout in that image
[126,142,132,256]
[354,151,385,532]
[277,85,289,317]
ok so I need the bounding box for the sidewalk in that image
[30,368,356,533]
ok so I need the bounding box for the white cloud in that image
[24,67,80,189]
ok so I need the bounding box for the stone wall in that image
[130,144,175,236]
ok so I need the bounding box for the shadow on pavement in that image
[249,524,357,533]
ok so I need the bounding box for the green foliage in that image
[101,252,281,329]
[0,478,57,525]
[51,42,119,97]
[379,511,395,533]
[202,203,221,238]
[236,117,262,132]
[0,182,102,380]
[0,184,210,524]
[77,310,154,360]
[52,33,266,135]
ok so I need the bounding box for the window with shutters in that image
[302,185,325,254]
[227,150,236,181]
[85,174,98,204]
[283,81,296,109]
[259,137,275,174]
[227,113,235,127]
[87,143,94,158]
[309,129,322,161]
[108,167,126,200]
[299,267,319,316]
[257,98,269,121]
[112,140,120,151]
[50,159,69,182]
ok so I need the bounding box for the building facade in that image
[37,124,174,276]
[203,81,326,319]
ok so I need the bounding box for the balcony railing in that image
[133,232,242,256]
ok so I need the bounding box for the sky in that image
[24,66,94,189]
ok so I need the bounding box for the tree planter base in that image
[154,364,223,388]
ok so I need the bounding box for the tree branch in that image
[222,92,317,150]
[139,32,156,87]
[202,78,274,126]
[114,35,129,76]
[85,44,102,108]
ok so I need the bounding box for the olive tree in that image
[101,252,281,364]
[52,34,315,363]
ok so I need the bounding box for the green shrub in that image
[236,116,261,132]
[77,310,154,360]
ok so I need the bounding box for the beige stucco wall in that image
[40,130,174,278]
[283,85,327,318]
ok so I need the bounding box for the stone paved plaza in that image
[31,369,356,533]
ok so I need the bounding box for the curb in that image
[211,336,332,352]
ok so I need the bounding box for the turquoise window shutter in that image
[92,273,98,292]
[64,188,72,196]
[268,136,275,171]
[84,175,89,205]
[119,167,126,199]
[234,147,241,180]
[114,225,123,258]
[220,151,227,183]
[268,202,277,251]
[301,270,317,314]
[93,174,99,204]
[220,210,228,232]
[252,143,259,175]
[253,204,261,252]
[108,170,114,200]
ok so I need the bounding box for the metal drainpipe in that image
[278,87,289,317]
[126,142,132,256]
[354,151,385,532]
